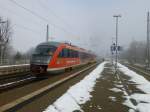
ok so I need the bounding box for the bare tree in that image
[25,47,35,59]
[0,17,12,63]
[121,40,147,65]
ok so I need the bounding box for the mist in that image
[0,0,150,56]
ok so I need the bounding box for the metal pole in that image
[0,19,1,65]
[115,17,118,72]
[147,12,150,68]
[113,15,121,73]
[111,38,114,65]
[46,24,49,42]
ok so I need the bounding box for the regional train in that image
[30,41,96,75]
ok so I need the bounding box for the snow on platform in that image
[0,64,29,68]
[118,63,150,112]
[43,61,107,112]
[109,88,122,92]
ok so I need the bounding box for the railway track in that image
[0,74,37,92]
[0,70,40,93]
[0,63,96,92]
[0,72,31,81]
[122,63,150,80]
[0,63,97,112]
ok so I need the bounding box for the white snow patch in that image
[46,93,82,112]
[118,63,150,112]
[122,95,136,109]
[130,94,150,103]
[115,84,123,88]
[89,105,92,108]
[43,61,107,112]
[97,105,102,110]
[108,96,116,101]
[109,88,122,92]
[0,64,29,68]
[129,109,135,112]
[136,103,150,112]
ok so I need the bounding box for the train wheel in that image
[69,67,73,71]
[65,67,72,72]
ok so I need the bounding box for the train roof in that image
[38,41,94,54]
[38,41,76,48]
[38,41,60,47]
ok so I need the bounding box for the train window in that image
[69,49,76,58]
[71,50,75,58]
[35,45,57,55]
[68,49,71,57]
[75,51,79,58]
[73,50,76,58]
[59,49,79,58]
[58,48,69,58]
[79,52,88,59]
[73,50,77,58]
[73,51,76,58]
[58,50,63,57]
[58,52,61,57]
[70,50,73,58]
[63,49,68,58]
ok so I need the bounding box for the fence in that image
[0,59,30,66]
[0,64,30,75]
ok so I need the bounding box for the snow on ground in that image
[118,63,150,112]
[108,96,117,102]
[43,61,107,112]
[0,64,29,68]
[109,88,122,92]
[115,84,123,88]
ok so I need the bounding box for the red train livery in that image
[30,41,96,74]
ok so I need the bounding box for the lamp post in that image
[146,12,150,69]
[46,24,49,42]
[113,15,121,73]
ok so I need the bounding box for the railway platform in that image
[43,62,150,112]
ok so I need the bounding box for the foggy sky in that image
[0,0,150,56]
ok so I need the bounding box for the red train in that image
[30,41,96,75]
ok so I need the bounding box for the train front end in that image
[30,42,57,74]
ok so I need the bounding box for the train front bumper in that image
[30,64,48,74]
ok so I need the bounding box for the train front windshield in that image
[34,45,57,56]
[31,45,57,65]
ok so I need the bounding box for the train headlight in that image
[45,57,51,64]
[48,52,53,56]
[47,59,50,63]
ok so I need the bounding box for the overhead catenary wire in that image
[37,0,81,39]
[9,0,50,24]
[8,0,80,38]
[0,4,45,28]
[13,24,43,36]
[0,7,44,36]
[37,0,72,29]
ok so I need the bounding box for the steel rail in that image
[0,76,36,91]
[0,63,97,112]
[124,64,150,76]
